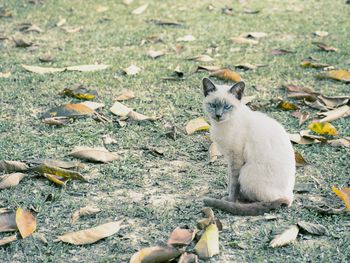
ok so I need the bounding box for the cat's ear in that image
[202,78,216,97]
[229,81,245,100]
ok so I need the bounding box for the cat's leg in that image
[223,160,243,202]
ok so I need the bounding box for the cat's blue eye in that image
[224,105,232,110]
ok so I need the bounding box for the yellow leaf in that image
[16,208,36,239]
[186,118,210,135]
[0,173,26,189]
[332,186,350,212]
[294,152,308,167]
[58,220,123,245]
[194,223,219,259]
[316,70,350,83]
[43,173,66,186]
[130,246,182,263]
[270,225,299,248]
[60,87,97,100]
[210,69,242,82]
[41,103,94,119]
[278,101,299,110]
[308,122,337,136]
[300,60,331,69]
[31,164,87,181]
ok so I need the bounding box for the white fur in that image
[205,85,295,206]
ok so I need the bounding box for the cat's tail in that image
[203,197,289,216]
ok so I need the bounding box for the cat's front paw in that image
[221,195,236,202]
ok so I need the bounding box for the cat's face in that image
[203,78,245,123]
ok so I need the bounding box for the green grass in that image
[1,0,349,262]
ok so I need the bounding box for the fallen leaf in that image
[0,173,26,190]
[147,50,165,59]
[300,130,327,142]
[0,8,12,17]
[270,225,299,248]
[18,23,43,33]
[308,122,337,136]
[162,65,185,81]
[178,252,198,263]
[209,142,222,163]
[287,92,318,102]
[297,221,327,235]
[0,211,17,232]
[69,146,119,163]
[318,105,350,123]
[243,8,260,14]
[123,65,140,75]
[66,64,109,72]
[0,71,11,78]
[242,32,267,39]
[58,220,123,245]
[167,227,196,246]
[194,224,219,259]
[332,186,350,212]
[282,84,317,94]
[123,0,133,5]
[116,90,135,101]
[209,69,242,82]
[41,103,93,119]
[304,204,345,215]
[291,111,310,126]
[317,95,350,109]
[231,36,258,45]
[62,26,83,33]
[176,35,196,42]
[15,208,36,239]
[313,31,329,37]
[289,134,318,145]
[294,152,308,167]
[312,42,338,52]
[304,99,329,111]
[71,206,101,224]
[13,37,32,47]
[56,17,66,27]
[79,101,105,110]
[22,64,66,74]
[300,60,331,69]
[42,117,71,126]
[102,134,117,145]
[131,4,148,15]
[146,19,183,27]
[270,49,295,55]
[0,161,28,172]
[39,54,54,62]
[110,101,132,116]
[222,6,233,15]
[96,6,109,13]
[328,137,350,148]
[0,235,17,246]
[235,63,259,70]
[130,246,182,263]
[31,164,86,183]
[196,65,221,72]
[60,87,97,100]
[278,101,299,110]
[188,54,214,62]
[30,159,82,169]
[186,118,210,135]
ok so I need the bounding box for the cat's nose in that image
[216,113,222,119]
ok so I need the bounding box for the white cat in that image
[202,78,295,215]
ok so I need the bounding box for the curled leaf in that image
[58,220,123,245]
[270,225,299,248]
[0,173,26,190]
[308,122,337,136]
[328,137,350,148]
[297,221,327,236]
[71,206,101,224]
[167,227,196,246]
[194,224,219,259]
[318,105,350,123]
[300,60,331,69]
[0,161,28,172]
[16,208,36,238]
[332,186,350,212]
[209,69,242,82]
[69,146,119,163]
[294,152,308,167]
[31,164,86,181]
[186,118,210,135]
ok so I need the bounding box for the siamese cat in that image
[202,78,295,215]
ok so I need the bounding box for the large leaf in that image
[308,122,337,136]
[41,103,93,119]
[0,173,26,189]
[316,70,350,83]
[22,64,66,74]
[186,118,210,135]
[167,227,196,246]
[130,246,182,263]
[332,186,350,212]
[0,210,17,233]
[0,160,28,172]
[318,105,350,123]
[69,146,119,163]
[209,69,242,82]
[16,208,36,239]
[270,225,299,248]
[58,220,123,245]
[31,164,86,182]
[194,223,219,259]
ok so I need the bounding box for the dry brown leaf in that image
[186,118,210,135]
[32,159,82,169]
[13,37,32,47]
[188,55,214,62]
[19,23,43,33]
[0,234,17,246]
[42,117,71,126]
[96,6,109,13]
[312,42,338,52]
[79,101,105,111]
[22,64,66,74]
[294,152,308,167]
[241,32,267,39]
[178,252,198,263]
[318,95,350,109]
[300,130,327,142]
[318,105,350,123]
[147,50,165,59]
[66,64,109,72]
[208,142,222,163]
[131,4,148,15]
[196,65,222,72]
[130,246,182,263]
[176,35,196,42]
[194,224,219,259]
[277,101,299,111]
[56,17,66,27]
[313,31,329,37]
[288,133,320,145]
[16,208,36,238]
[235,63,257,70]
[0,210,17,233]
[332,186,350,212]
[0,71,11,78]
[41,103,93,119]
[110,101,132,116]
[58,220,123,245]
[71,206,101,224]
[304,99,329,111]
[297,221,327,235]
[316,70,350,83]
[231,36,258,45]
[210,69,242,82]
[123,65,140,75]
[0,173,26,190]
[123,0,133,5]
[328,137,350,148]
[127,111,159,121]
[62,26,82,33]
[69,146,119,163]
[282,84,317,94]
[291,111,310,126]
[0,160,28,172]
[116,90,135,101]
[308,122,337,136]
[270,49,295,55]
[167,227,196,246]
[39,54,54,62]
[287,92,318,102]
[270,225,299,248]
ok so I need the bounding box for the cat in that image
[202,78,295,215]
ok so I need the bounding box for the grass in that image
[1,0,349,262]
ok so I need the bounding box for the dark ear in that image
[229,81,245,100]
[202,78,216,97]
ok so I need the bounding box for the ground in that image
[0,0,349,262]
